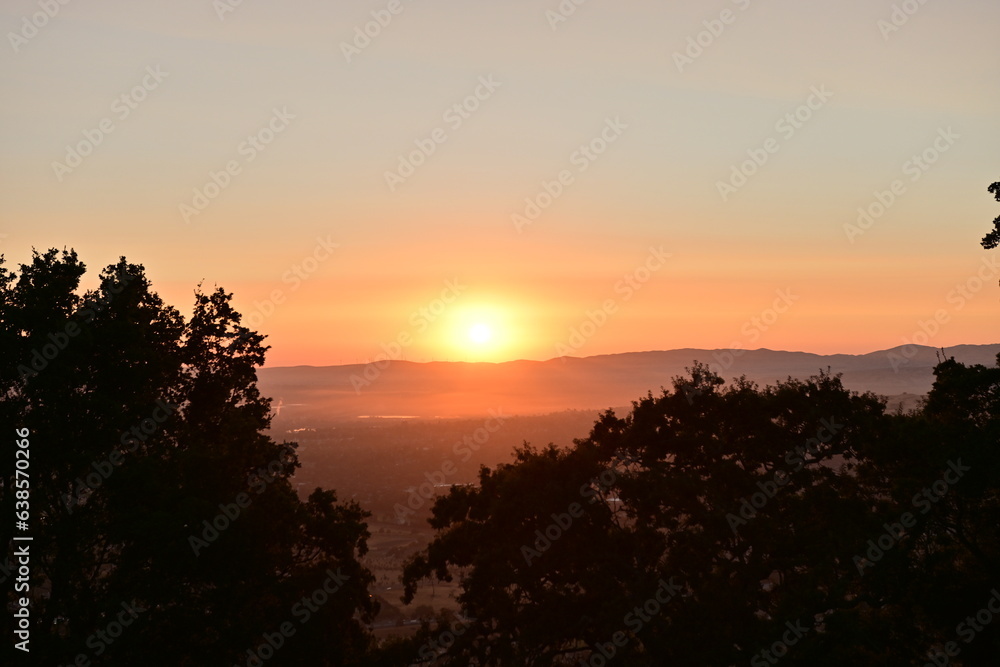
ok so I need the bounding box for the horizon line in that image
[261,342,1000,371]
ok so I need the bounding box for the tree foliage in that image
[402,364,1000,665]
[4,243,1000,665]
[979,181,1000,249]
[0,249,376,665]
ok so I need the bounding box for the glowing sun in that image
[468,323,493,345]
[442,301,516,361]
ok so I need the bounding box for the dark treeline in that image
[1,252,374,666]
[1,183,998,666]
[397,360,999,666]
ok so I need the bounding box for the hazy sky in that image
[2,0,998,366]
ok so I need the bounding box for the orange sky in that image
[2,0,998,366]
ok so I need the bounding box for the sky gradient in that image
[2,0,998,366]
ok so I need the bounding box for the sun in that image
[468,323,492,345]
[438,301,517,361]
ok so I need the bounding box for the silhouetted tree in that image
[0,249,376,665]
[979,180,1000,249]
[401,367,947,665]
[402,359,1000,665]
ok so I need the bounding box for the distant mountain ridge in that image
[258,345,1000,421]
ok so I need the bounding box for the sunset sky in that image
[2,0,998,366]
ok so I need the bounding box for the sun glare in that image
[435,301,520,361]
[469,323,492,344]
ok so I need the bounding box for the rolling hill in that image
[258,344,1000,422]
